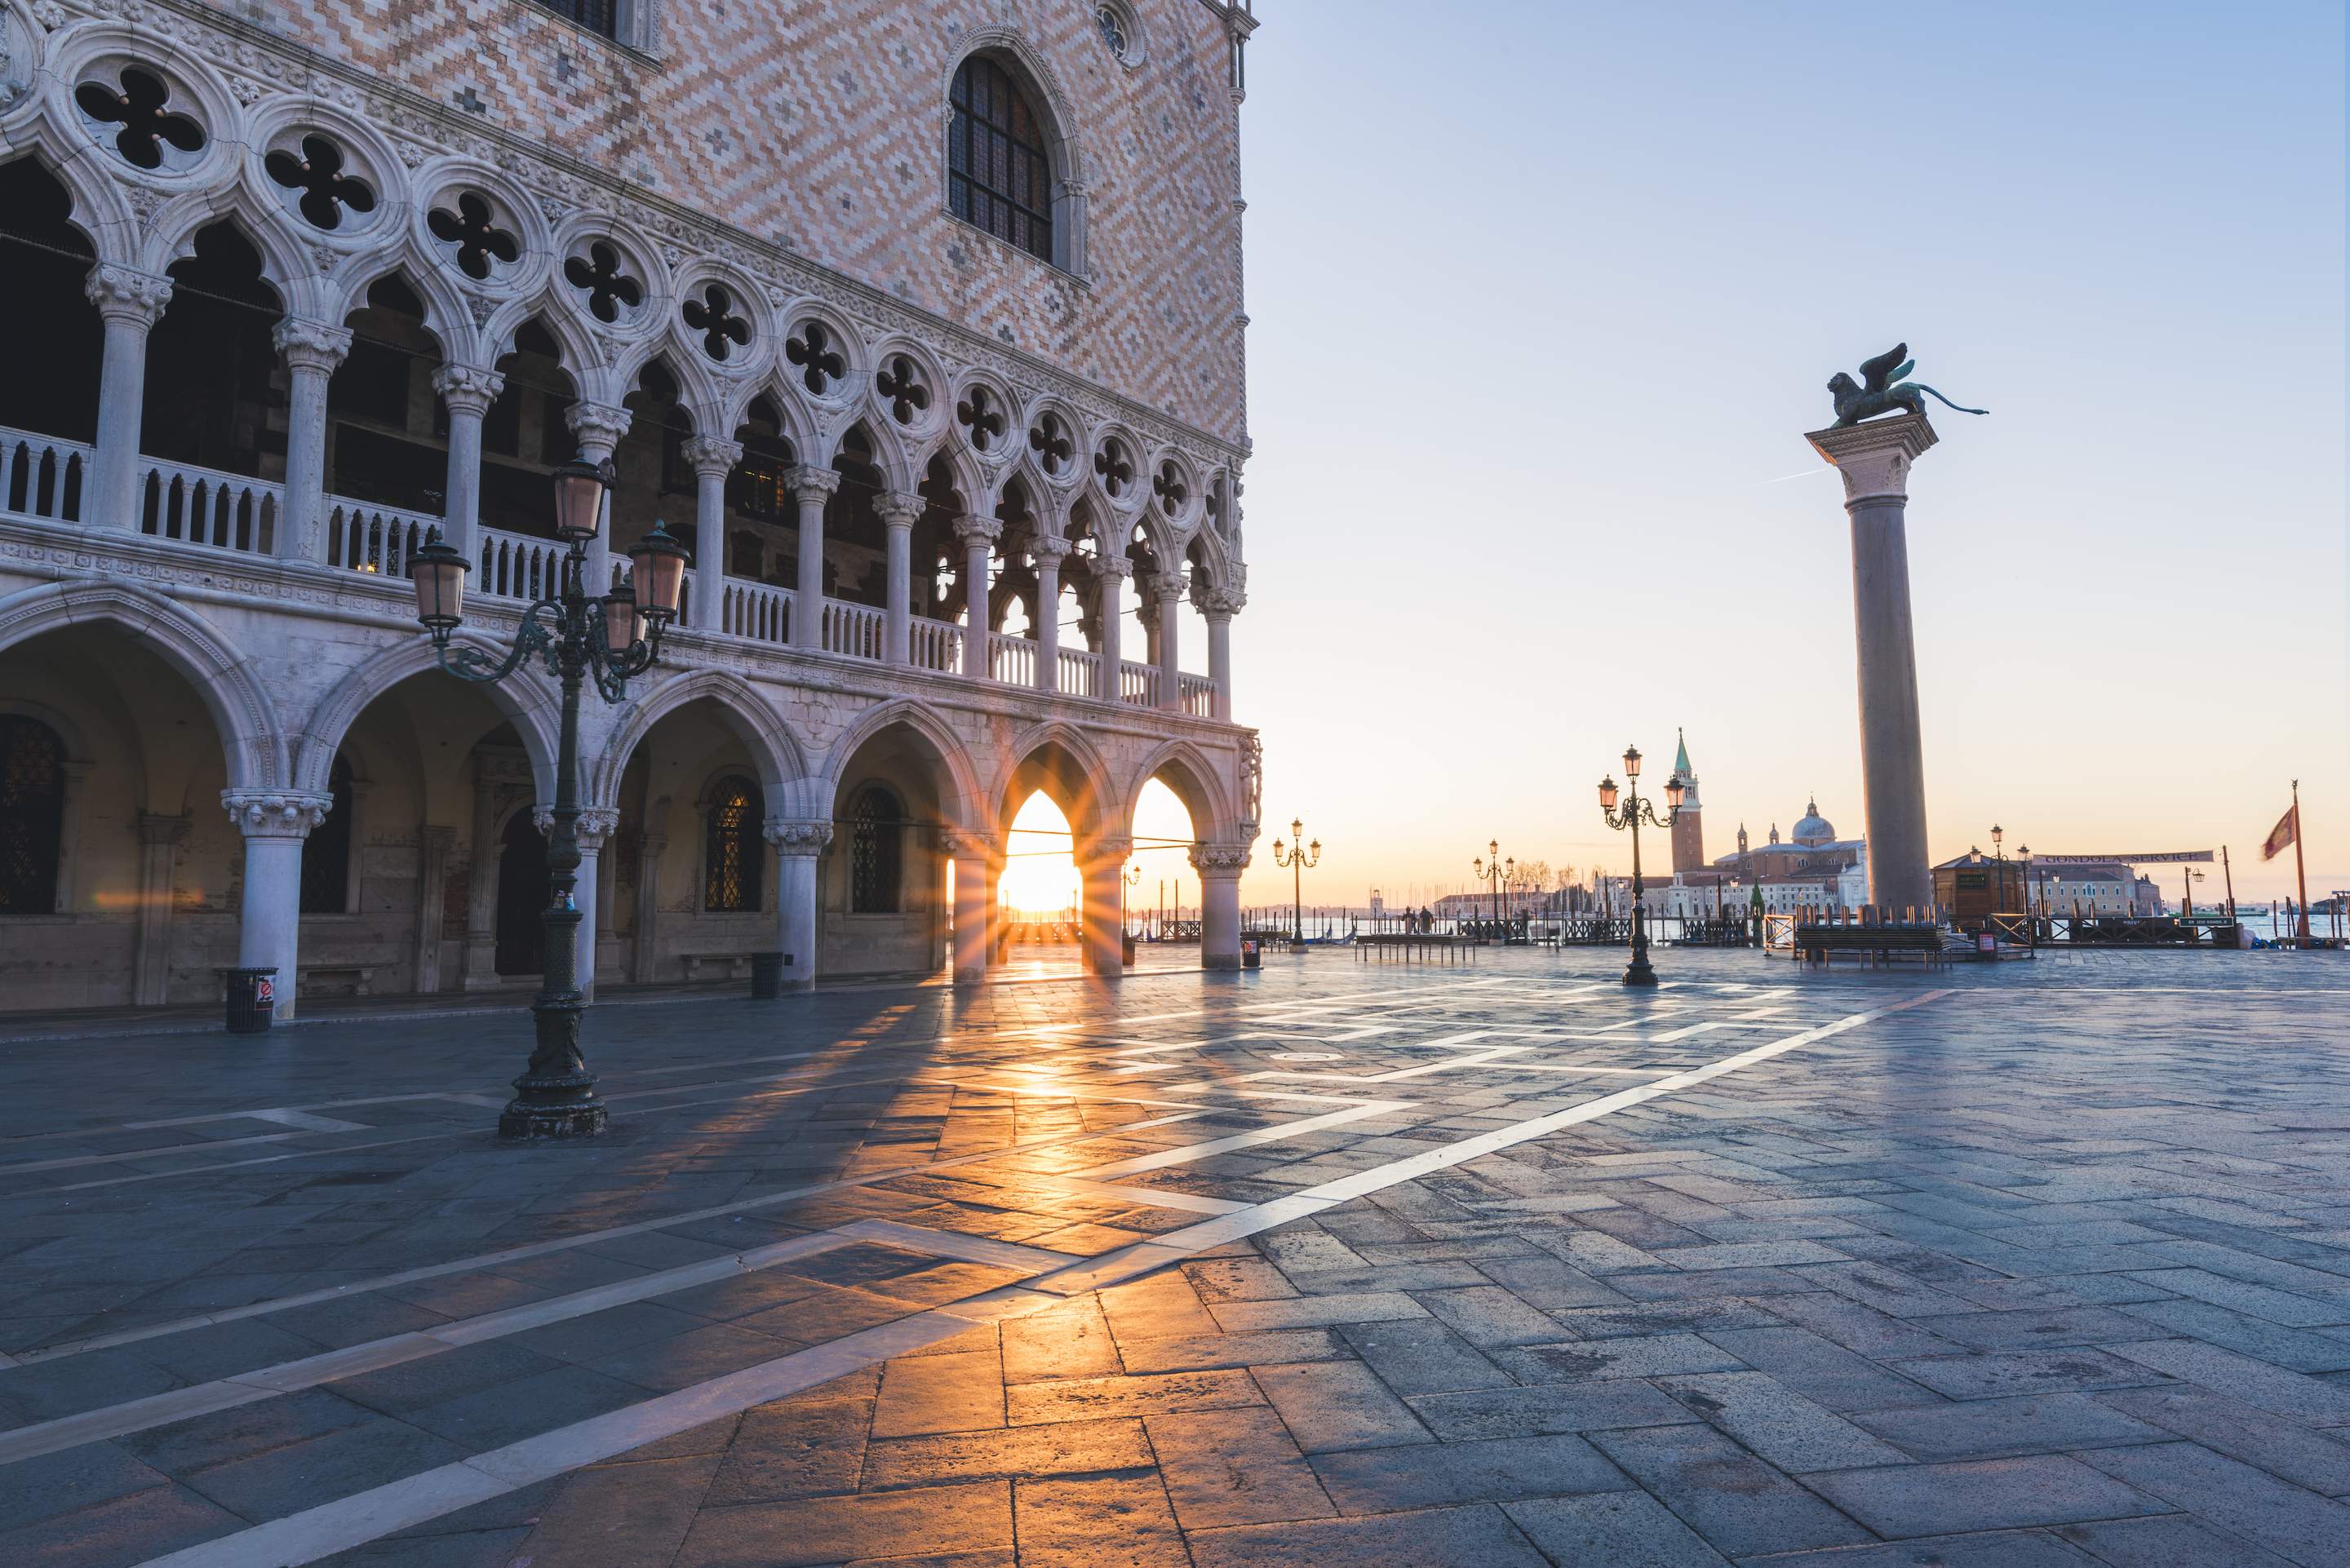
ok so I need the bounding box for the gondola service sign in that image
[2028,852,2214,866]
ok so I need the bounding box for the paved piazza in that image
[2,952,2349,1567]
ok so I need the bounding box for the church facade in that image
[0,0,1264,1016]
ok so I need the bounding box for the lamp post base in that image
[499,1097,608,1139]
[499,994,608,1138]
[1621,963,1659,987]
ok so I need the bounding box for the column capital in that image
[534,806,620,851]
[680,435,743,477]
[872,490,925,528]
[938,826,998,860]
[952,513,1002,548]
[84,264,173,326]
[1027,533,1073,567]
[565,400,632,455]
[273,318,352,375]
[1805,413,1937,507]
[1088,836,1135,862]
[1092,551,1133,582]
[762,817,834,854]
[789,465,843,503]
[1189,842,1251,879]
[221,791,335,839]
[1195,583,1245,618]
[1146,570,1191,607]
[432,362,505,416]
[137,810,192,848]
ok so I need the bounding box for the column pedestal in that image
[223,792,334,1022]
[1807,413,1938,915]
[1192,843,1249,970]
[764,819,831,991]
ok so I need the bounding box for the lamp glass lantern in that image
[1598,775,1619,811]
[409,532,470,638]
[1622,745,1642,778]
[551,456,611,543]
[601,582,640,653]
[628,522,689,622]
[1663,774,1685,810]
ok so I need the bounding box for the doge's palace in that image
[0,0,1261,1017]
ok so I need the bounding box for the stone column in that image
[789,466,840,649]
[565,402,632,592]
[956,516,1000,680]
[941,827,994,986]
[1192,842,1249,970]
[432,365,503,560]
[84,266,173,530]
[132,811,189,1006]
[413,824,456,994]
[539,806,617,999]
[1094,554,1129,701]
[1149,572,1186,711]
[1030,535,1069,693]
[271,320,352,562]
[1197,585,1243,723]
[681,436,742,632]
[1807,412,1938,915]
[1079,837,1131,977]
[874,492,923,666]
[763,818,831,992]
[222,791,335,1022]
[631,828,667,983]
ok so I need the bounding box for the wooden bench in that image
[1792,924,1946,968]
[1355,933,1477,965]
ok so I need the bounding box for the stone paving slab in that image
[0,950,2348,1565]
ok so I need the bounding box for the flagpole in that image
[2220,845,2236,919]
[2292,779,2312,946]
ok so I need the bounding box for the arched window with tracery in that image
[948,56,1055,264]
[704,777,765,912]
[849,786,903,915]
[301,754,354,915]
[0,717,66,914]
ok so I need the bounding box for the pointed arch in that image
[142,193,311,321]
[0,579,286,789]
[817,698,984,828]
[589,668,808,814]
[331,256,468,361]
[0,144,128,265]
[995,719,1120,848]
[295,632,560,800]
[1124,737,1239,845]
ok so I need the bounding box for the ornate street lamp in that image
[1123,860,1142,938]
[1271,817,1321,946]
[1473,839,1511,932]
[407,458,689,1138]
[1598,742,1682,986]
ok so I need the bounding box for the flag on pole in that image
[2262,802,2299,862]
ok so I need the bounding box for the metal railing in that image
[1,432,88,522]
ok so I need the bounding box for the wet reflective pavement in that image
[2,947,2348,1566]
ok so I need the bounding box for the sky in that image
[1190,0,2348,914]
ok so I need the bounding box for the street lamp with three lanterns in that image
[1271,818,1321,946]
[1473,840,1511,932]
[407,457,690,1139]
[1597,742,1684,987]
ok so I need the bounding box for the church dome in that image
[1791,797,1835,846]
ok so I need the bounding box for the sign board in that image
[1955,870,1989,889]
[2184,912,2237,926]
[2030,852,2213,866]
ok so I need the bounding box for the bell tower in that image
[1669,728,1705,875]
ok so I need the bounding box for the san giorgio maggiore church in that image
[0,0,1265,1017]
[1608,735,1872,918]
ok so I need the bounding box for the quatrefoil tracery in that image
[785,322,845,393]
[1027,413,1072,476]
[563,242,645,325]
[1093,438,1133,498]
[1153,461,1188,517]
[956,385,1006,453]
[876,357,929,424]
[264,135,376,232]
[681,283,752,362]
[75,67,205,172]
[426,192,521,281]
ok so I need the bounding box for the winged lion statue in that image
[1827,344,1987,427]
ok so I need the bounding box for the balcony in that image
[0,426,1222,720]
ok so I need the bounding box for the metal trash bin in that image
[1121,935,1138,966]
[222,967,277,1034]
[1240,940,1261,970]
[750,952,787,999]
